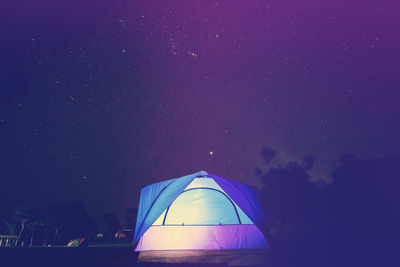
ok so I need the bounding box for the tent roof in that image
[133,171,265,243]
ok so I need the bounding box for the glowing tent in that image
[134,171,269,265]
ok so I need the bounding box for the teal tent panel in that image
[164,188,241,225]
[209,174,265,230]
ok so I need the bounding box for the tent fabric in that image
[134,179,173,241]
[134,171,204,243]
[180,177,254,224]
[151,177,253,225]
[135,225,269,251]
[134,171,267,246]
[209,174,266,230]
[163,188,241,225]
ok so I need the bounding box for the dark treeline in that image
[0,202,137,247]
[257,146,399,267]
[1,202,97,247]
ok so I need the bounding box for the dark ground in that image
[0,247,266,267]
[0,247,137,267]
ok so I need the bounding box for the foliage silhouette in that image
[2,202,97,247]
[256,147,400,267]
[256,146,325,266]
[103,213,121,239]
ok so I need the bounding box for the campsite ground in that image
[0,247,266,267]
[0,247,137,266]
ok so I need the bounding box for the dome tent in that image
[134,171,270,265]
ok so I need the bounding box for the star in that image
[187,51,197,57]
[209,151,213,155]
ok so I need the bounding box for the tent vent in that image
[198,170,208,177]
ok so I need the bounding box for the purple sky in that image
[1,0,399,218]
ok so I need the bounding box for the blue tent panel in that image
[209,174,265,230]
[134,179,174,241]
[134,171,203,242]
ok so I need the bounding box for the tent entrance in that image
[162,187,241,225]
[152,177,253,226]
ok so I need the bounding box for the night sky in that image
[1,0,399,219]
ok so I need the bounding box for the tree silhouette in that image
[256,147,321,236]
[26,211,43,247]
[3,220,17,246]
[14,207,28,246]
[4,220,16,236]
[123,208,137,230]
[40,201,97,245]
[103,213,121,239]
[260,145,277,165]
[123,208,137,242]
[325,154,400,266]
[257,147,400,267]
[256,146,327,267]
